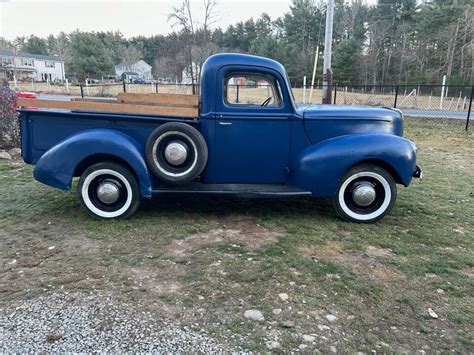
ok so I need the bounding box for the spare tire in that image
[145,122,208,184]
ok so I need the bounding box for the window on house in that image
[21,58,34,66]
[45,61,55,68]
[1,57,14,65]
[224,73,282,107]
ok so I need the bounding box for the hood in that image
[301,104,403,144]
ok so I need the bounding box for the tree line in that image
[0,0,472,86]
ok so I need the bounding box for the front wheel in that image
[332,164,397,223]
[78,162,140,219]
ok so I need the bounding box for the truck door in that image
[214,69,293,184]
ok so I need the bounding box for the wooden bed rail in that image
[17,93,200,118]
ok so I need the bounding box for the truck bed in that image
[17,93,200,118]
[19,108,200,165]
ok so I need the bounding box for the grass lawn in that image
[0,118,472,352]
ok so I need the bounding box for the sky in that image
[1,0,294,40]
[1,0,379,40]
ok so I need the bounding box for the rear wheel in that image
[78,162,140,219]
[332,164,396,223]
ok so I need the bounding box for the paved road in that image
[38,94,96,101]
[401,109,469,120]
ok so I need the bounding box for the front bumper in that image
[413,165,423,179]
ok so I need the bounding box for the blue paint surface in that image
[19,53,418,198]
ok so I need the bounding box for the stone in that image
[317,324,330,331]
[299,344,308,350]
[280,320,295,328]
[266,341,280,350]
[330,346,337,353]
[8,148,21,157]
[244,310,264,322]
[0,151,12,161]
[427,308,438,319]
[278,293,289,301]
[272,308,282,315]
[325,314,338,322]
[302,334,315,342]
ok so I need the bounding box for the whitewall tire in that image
[78,162,140,219]
[332,164,397,223]
[145,122,208,184]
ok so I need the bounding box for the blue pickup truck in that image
[19,53,421,222]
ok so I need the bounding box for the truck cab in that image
[200,54,297,184]
[18,53,421,222]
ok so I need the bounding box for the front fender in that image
[33,129,153,198]
[290,134,417,197]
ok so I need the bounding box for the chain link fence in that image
[10,80,474,130]
[293,83,473,131]
[335,84,473,131]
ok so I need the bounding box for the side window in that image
[225,73,282,107]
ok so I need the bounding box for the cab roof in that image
[202,53,287,76]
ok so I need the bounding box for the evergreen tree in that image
[23,35,48,55]
[67,31,113,81]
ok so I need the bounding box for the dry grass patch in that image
[166,214,283,259]
[298,241,405,284]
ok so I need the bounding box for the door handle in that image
[218,122,233,126]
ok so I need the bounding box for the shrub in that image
[0,80,19,149]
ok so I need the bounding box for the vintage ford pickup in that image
[18,53,421,222]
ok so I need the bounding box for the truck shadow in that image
[138,195,336,221]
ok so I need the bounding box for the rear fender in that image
[33,129,153,197]
[290,134,417,197]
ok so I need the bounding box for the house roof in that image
[0,49,62,62]
[115,59,151,69]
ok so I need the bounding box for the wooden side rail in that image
[17,98,198,118]
[117,93,199,107]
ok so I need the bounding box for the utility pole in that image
[322,0,334,104]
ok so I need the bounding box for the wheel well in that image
[73,153,138,180]
[350,159,403,184]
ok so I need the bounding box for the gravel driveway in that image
[0,292,228,352]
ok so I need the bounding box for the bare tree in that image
[459,6,474,83]
[154,55,185,83]
[0,37,14,51]
[168,0,218,94]
[120,45,143,72]
[12,36,26,53]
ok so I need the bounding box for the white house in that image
[181,62,200,85]
[114,60,152,81]
[0,50,65,82]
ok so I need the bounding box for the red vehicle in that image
[16,92,38,110]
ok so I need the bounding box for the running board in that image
[152,183,312,198]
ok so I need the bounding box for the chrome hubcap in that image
[96,182,120,204]
[164,142,188,165]
[352,183,376,207]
